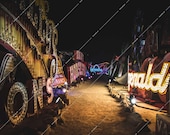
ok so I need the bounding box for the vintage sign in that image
[73,50,84,62]
[128,62,170,95]
[0,0,63,125]
[67,62,87,84]
[6,78,44,125]
[52,74,67,88]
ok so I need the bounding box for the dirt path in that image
[0,75,164,135]
[44,76,156,135]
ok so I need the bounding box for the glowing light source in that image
[130,96,136,105]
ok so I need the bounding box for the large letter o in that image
[6,82,28,125]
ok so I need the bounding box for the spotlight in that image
[130,94,136,105]
[62,88,67,93]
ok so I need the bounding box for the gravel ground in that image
[0,75,166,135]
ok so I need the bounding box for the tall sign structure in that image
[0,0,65,125]
[128,10,170,135]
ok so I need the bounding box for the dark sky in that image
[47,0,170,63]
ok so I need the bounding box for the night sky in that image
[47,0,170,63]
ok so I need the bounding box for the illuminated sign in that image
[73,50,84,62]
[6,78,44,125]
[7,82,28,125]
[52,74,67,88]
[128,62,170,95]
[0,0,63,125]
[68,62,87,84]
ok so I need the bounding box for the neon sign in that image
[128,62,170,95]
[68,62,87,84]
[6,78,44,125]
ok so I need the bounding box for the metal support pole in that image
[167,82,170,116]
